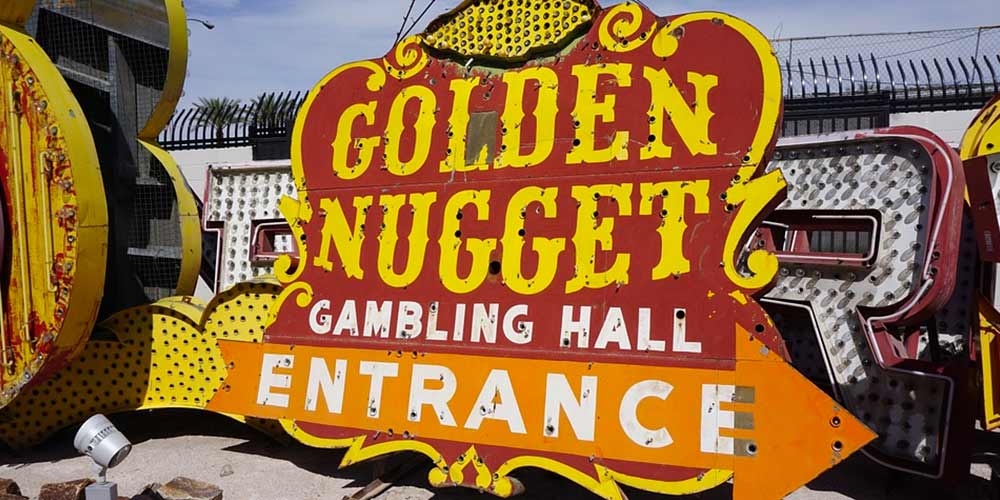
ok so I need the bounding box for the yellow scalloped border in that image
[279,420,730,499]
[0,280,285,448]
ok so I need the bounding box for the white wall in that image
[170,146,253,201]
[890,110,979,146]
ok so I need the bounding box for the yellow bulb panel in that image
[424,0,595,60]
[0,280,282,449]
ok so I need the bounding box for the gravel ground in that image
[0,411,994,500]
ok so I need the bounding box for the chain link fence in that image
[775,25,1000,99]
[29,1,191,311]
[162,25,1000,149]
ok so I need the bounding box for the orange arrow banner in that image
[208,326,874,499]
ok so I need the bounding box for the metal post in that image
[976,27,983,61]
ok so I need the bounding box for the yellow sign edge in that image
[139,139,202,295]
[138,0,189,140]
[0,24,108,382]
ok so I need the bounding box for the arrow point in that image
[733,332,876,500]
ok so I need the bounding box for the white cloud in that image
[187,0,241,10]
[182,0,463,104]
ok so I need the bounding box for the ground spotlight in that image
[74,414,132,500]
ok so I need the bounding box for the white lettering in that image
[471,303,499,343]
[464,369,527,434]
[619,379,673,448]
[700,384,735,454]
[452,303,466,341]
[543,374,597,441]
[305,358,347,413]
[672,309,700,353]
[502,304,533,344]
[426,302,449,341]
[256,353,294,408]
[594,307,631,350]
[636,307,664,351]
[395,301,423,339]
[333,300,359,336]
[363,300,392,338]
[409,364,458,426]
[309,300,332,334]
[560,305,591,348]
[359,361,399,418]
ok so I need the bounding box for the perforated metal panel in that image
[755,130,965,478]
[0,280,282,449]
[923,216,977,361]
[203,163,297,293]
[424,0,595,60]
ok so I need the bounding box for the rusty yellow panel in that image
[141,140,201,295]
[961,94,1000,160]
[0,280,282,449]
[965,98,1000,429]
[0,25,108,408]
[138,0,188,140]
[0,1,36,28]
[423,0,595,60]
[980,294,1000,430]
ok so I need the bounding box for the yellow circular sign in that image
[0,24,108,407]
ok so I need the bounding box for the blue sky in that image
[181,0,1000,106]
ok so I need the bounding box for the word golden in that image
[330,62,718,178]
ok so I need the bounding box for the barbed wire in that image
[773,26,999,63]
[163,25,1000,148]
[773,26,1000,98]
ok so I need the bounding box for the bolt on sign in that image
[208,1,876,498]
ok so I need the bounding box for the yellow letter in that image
[440,77,491,173]
[331,102,380,180]
[313,196,374,279]
[642,68,718,159]
[385,86,436,176]
[439,190,497,293]
[565,184,633,293]
[501,187,566,295]
[498,67,558,168]
[639,180,710,278]
[565,63,632,165]
[377,192,438,288]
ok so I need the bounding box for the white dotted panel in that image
[203,164,297,292]
[760,137,951,473]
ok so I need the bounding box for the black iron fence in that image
[160,26,1000,152]
[781,53,1000,136]
[778,25,1000,135]
[159,91,306,151]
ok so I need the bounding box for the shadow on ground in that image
[1,410,996,499]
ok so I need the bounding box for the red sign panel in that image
[208,2,875,498]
